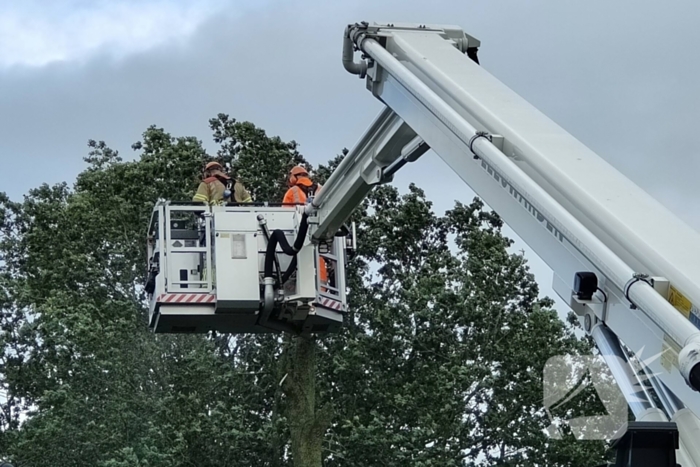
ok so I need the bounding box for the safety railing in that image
[316,237,347,310]
[163,204,213,293]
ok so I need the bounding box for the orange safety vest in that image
[283,181,322,204]
[283,185,302,204]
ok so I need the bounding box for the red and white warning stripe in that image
[316,296,343,311]
[157,293,216,304]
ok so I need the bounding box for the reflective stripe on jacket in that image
[283,185,305,204]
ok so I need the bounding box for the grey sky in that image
[2,0,700,313]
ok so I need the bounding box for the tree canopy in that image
[0,115,607,466]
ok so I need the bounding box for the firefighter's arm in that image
[192,182,210,204]
[234,182,253,203]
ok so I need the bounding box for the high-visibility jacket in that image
[193,175,252,205]
[282,183,322,205]
[282,182,327,283]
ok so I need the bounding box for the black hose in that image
[281,256,297,284]
[264,214,308,279]
[264,230,295,277]
[260,222,283,286]
[293,213,309,252]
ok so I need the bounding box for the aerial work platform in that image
[145,202,351,336]
[139,20,700,462]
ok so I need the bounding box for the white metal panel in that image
[165,247,201,291]
[252,208,296,231]
[213,210,259,232]
[386,28,700,317]
[214,225,260,312]
[291,207,317,301]
[292,244,316,302]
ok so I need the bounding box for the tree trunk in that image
[268,336,290,467]
[285,336,331,467]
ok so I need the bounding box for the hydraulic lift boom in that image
[306,22,700,466]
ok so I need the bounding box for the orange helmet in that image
[289,165,312,187]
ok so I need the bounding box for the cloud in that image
[0,0,232,67]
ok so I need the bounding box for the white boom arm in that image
[310,22,700,461]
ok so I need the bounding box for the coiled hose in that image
[262,213,308,313]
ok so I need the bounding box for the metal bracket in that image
[468,131,491,159]
[624,273,653,310]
